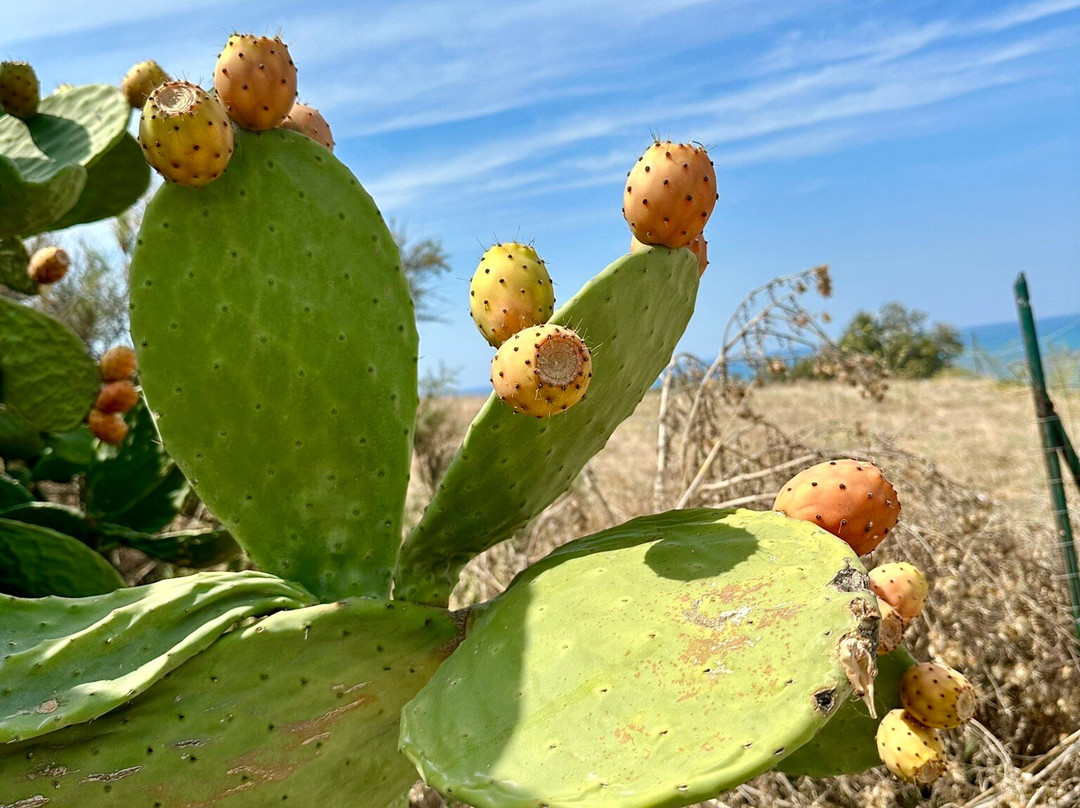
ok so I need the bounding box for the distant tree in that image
[838,302,963,379]
[390,221,452,322]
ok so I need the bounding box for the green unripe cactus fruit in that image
[491,323,592,417]
[139,80,234,188]
[469,242,555,346]
[870,561,929,620]
[899,661,976,729]
[875,708,946,784]
[281,102,335,151]
[0,61,40,120]
[215,33,298,130]
[121,59,170,108]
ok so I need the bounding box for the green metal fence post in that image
[1015,272,1080,646]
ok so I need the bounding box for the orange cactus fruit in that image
[214,33,298,130]
[95,380,139,414]
[491,324,592,418]
[100,345,138,382]
[630,234,708,276]
[88,410,129,445]
[870,562,929,620]
[280,102,334,152]
[27,246,70,284]
[623,140,716,248]
[773,458,901,555]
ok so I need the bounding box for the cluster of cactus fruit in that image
[0,32,980,808]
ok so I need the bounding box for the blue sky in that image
[5,0,1079,388]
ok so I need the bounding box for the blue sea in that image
[956,312,1080,380]
[453,312,1080,395]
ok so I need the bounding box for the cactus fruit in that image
[490,323,592,417]
[27,245,69,284]
[139,80,234,187]
[875,708,947,784]
[870,561,929,620]
[121,59,170,108]
[773,458,901,555]
[631,233,708,275]
[877,599,905,656]
[214,33,298,130]
[0,61,40,120]
[899,662,977,729]
[623,140,717,248]
[95,380,139,414]
[281,102,335,151]
[470,241,556,347]
[100,345,138,381]
[88,409,128,445]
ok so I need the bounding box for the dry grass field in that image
[410,373,1080,808]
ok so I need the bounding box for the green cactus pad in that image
[0,236,36,294]
[0,152,85,238]
[31,425,96,481]
[51,132,150,231]
[0,473,33,509]
[0,501,98,547]
[130,129,417,601]
[0,570,315,744]
[85,400,189,532]
[0,406,45,460]
[776,647,918,778]
[0,517,123,597]
[112,526,243,567]
[0,298,99,432]
[395,247,699,605]
[0,598,462,808]
[0,84,131,238]
[400,508,878,808]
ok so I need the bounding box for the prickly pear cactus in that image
[395,246,699,605]
[0,83,147,237]
[0,297,99,432]
[0,596,460,808]
[129,128,417,602]
[400,509,878,808]
[777,648,917,777]
[0,49,920,808]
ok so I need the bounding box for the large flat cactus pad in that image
[0,598,461,808]
[400,508,879,808]
[130,129,418,601]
